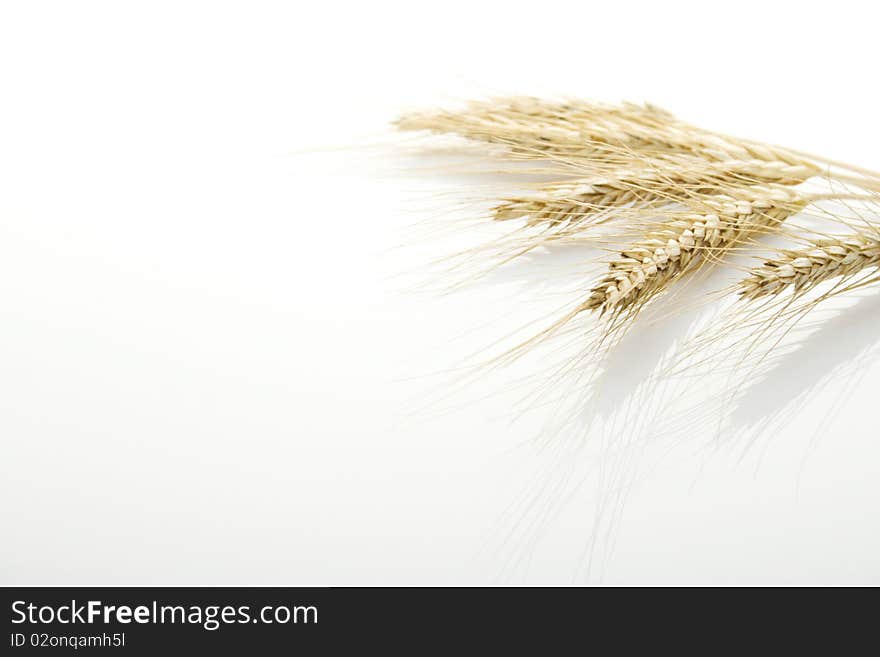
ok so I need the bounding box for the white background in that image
[1,1,878,584]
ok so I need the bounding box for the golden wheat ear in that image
[395,97,676,162]
[396,97,831,174]
[492,159,815,225]
[740,233,880,300]
[585,187,805,315]
[396,99,752,174]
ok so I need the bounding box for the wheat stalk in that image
[740,234,880,300]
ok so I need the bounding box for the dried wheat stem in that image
[739,234,880,300]
[585,187,804,314]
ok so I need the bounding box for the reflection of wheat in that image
[740,235,880,300]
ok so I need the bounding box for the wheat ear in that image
[585,187,804,314]
[493,159,815,228]
[395,98,678,162]
[739,234,880,300]
[397,98,823,175]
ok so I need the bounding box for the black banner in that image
[0,586,868,653]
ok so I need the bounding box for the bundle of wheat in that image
[397,97,880,351]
